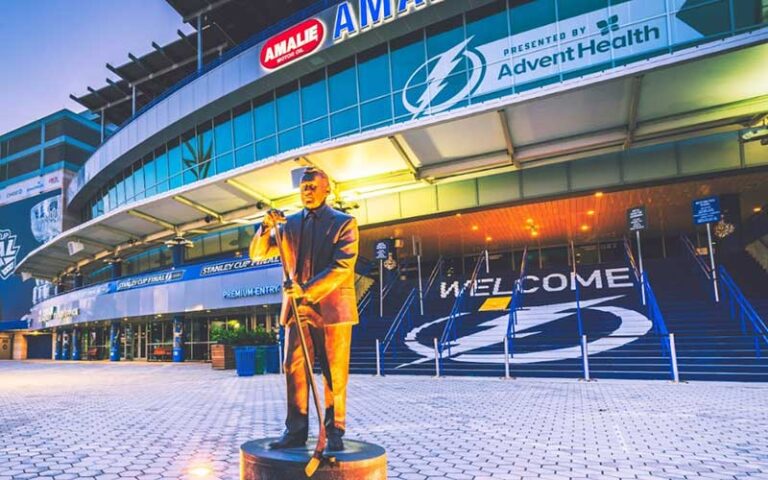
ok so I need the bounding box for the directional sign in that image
[374,239,393,261]
[692,196,721,225]
[627,206,647,232]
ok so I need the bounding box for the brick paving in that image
[1,361,767,479]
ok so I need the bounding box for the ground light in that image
[189,465,213,478]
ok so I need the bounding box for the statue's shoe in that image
[325,431,344,452]
[268,432,307,449]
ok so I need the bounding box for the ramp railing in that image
[423,256,444,298]
[439,250,486,357]
[380,287,418,358]
[505,246,528,355]
[719,266,768,356]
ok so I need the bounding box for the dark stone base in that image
[240,438,387,480]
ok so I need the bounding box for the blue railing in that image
[505,246,528,354]
[381,287,418,355]
[719,266,768,357]
[423,256,444,298]
[681,235,712,280]
[623,238,669,356]
[439,250,486,357]
[110,0,345,137]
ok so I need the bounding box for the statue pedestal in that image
[240,438,387,480]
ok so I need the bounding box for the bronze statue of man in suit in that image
[250,167,359,452]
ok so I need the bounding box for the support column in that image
[72,328,81,360]
[109,259,123,279]
[109,321,121,362]
[197,15,203,72]
[171,243,185,268]
[172,316,185,363]
[61,331,70,360]
[54,330,62,360]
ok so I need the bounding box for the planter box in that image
[210,344,234,370]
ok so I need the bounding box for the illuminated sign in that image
[332,0,444,42]
[41,306,80,322]
[261,18,326,70]
[116,271,185,291]
[223,285,281,299]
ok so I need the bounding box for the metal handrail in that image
[642,272,669,337]
[719,266,768,347]
[623,236,641,283]
[681,235,712,280]
[505,246,528,342]
[381,287,418,353]
[439,250,486,355]
[423,256,444,297]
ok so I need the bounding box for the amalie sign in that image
[260,18,325,70]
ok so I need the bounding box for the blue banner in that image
[0,190,62,323]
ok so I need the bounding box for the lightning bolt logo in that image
[403,37,485,118]
[0,229,21,280]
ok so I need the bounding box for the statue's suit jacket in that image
[250,204,359,327]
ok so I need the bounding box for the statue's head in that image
[299,167,331,210]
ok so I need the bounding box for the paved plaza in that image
[1,362,767,480]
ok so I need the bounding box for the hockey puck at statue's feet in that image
[240,438,386,480]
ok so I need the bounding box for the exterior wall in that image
[12,333,26,360]
[28,257,283,330]
[70,0,767,215]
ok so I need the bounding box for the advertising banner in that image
[0,189,63,323]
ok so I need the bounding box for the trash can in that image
[254,346,267,375]
[235,346,257,377]
[264,345,280,374]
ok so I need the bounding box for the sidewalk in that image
[1,361,766,479]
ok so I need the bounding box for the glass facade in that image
[83,0,766,220]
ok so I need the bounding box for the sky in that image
[0,0,193,136]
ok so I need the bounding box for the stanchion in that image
[669,333,680,384]
[503,336,511,379]
[581,335,591,381]
[375,339,381,377]
[433,338,440,378]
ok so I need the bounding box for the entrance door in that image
[26,334,53,359]
[132,323,148,359]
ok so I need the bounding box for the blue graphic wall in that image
[0,189,62,323]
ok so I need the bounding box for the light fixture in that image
[471,225,479,231]
[754,206,763,213]
[594,192,604,198]
[526,218,534,224]
[531,231,539,237]
[581,225,590,231]
[587,210,595,216]
[164,235,194,248]
[485,236,493,242]
[67,240,85,256]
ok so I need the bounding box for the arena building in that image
[4,0,768,379]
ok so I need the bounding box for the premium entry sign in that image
[693,196,721,225]
[627,206,647,232]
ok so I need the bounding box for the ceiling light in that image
[526,218,534,224]
[471,225,479,231]
[485,236,493,242]
[581,225,590,231]
[531,231,539,237]
[754,206,763,213]
[594,192,604,198]
[587,210,595,216]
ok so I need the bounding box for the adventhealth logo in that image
[0,229,20,280]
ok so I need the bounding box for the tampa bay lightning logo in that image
[0,229,20,280]
[398,295,653,367]
[403,37,485,118]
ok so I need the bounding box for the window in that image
[154,147,169,194]
[358,44,390,102]
[213,113,233,156]
[300,71,328,122]
[167,139,183,190]
[276,82,301,131]
[328,58,358,112]
[233,103,254,148]
[254,93,276,140]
